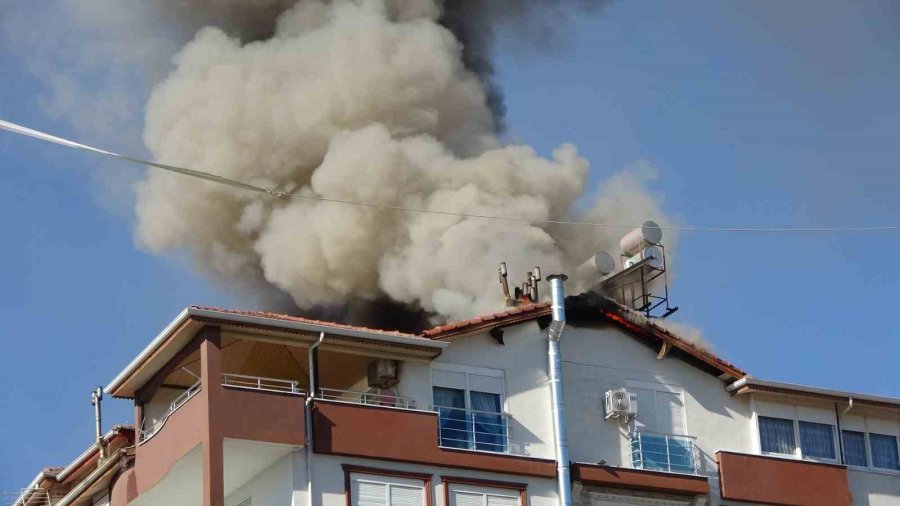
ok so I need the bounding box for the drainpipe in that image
[547,274,572,506]
[91,387,106,460]
[306,332,325,506]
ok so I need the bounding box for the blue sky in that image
[1,0,899,493]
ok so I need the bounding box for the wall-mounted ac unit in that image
[605,388,638,420]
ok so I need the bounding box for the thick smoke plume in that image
[4,0,673,328]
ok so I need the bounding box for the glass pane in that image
[842,430,868,467]
[799,421,835,459]
[869,433,900,470]
[656,391,685,435]
[470,391,505,452]
[389,485,423,506]
[433,387,469,449]
[759,416,796,454]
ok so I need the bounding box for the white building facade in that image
[14,301,900,506]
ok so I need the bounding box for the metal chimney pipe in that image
[91,387,106,459]
[546,274,572,506]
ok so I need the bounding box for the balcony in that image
[312,398,555,477]
[630,431,698,475]
[435,405,511,454]
[717,451,852,506]
[319,387,417,409]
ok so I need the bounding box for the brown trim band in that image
[571,463,708,497]
[342,464,434,506]
[440,476,527,506]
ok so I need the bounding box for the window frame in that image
[838,415,900,475]
[753,411,840,464]
[626,380,688,436]
[343,465,433,506]
[440,476,526,506]
[431,363,507,414]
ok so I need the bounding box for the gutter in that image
[727,377,900,408]
[106,307,448,395]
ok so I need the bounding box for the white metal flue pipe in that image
[546,274,572,506]
[307,332,325,506]
[91,387,105,459]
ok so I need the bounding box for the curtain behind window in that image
[470,391,505,452]
[869,433,900,470]
[434,387,468,449]
[842,430,868,467]
[799,421,835,459]
[759,416,796,454]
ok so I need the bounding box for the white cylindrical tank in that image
[620,221,663,256]
[624,246,663,269]
[576,251,616,280]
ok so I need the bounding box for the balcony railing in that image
[630,431,699,474]
[434,405,511,454]
[222,373,304,395]
[140,381,202,442]
[319,388,417,410]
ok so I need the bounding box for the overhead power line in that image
[1,118,898,233]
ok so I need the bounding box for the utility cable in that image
[2,118,899,233]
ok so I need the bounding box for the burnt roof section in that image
[421,292,746,382]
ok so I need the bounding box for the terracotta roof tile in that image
[190,306,421,339]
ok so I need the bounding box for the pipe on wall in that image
[547,274,573,506]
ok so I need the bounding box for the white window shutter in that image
[390,485,424,506]
[486,494,518,506]
[656,391,685,435]
[355,481,388,506]
[631,388,657,431]
[452,491,486,506]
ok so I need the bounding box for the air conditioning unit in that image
[605,388,638,420]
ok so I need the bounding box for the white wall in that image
[225,452,294,506]
[559,322,753,473]
[848,470,900,506]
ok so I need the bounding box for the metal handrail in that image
[432,405,511,454]
[222,373,304,395]
[630,431,699,474]
[318,388,417,409]
[140,381,202,442]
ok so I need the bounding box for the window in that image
[350,475,425,506]
[756,415,839,461]
[628,381,695,474]
[449,487,519,506]
[443,478,523,506]
[758,416,796,455]
[432,364,507,452]
[798,421,835,459]
[869,433,900,471]
[842,430,868,467]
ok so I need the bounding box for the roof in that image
[421,302,552,339]
[106,306,448,398]
[421,294,746,382]
[727,377,900,410]
[14,426,134,506]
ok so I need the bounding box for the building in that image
[11,290,900,506]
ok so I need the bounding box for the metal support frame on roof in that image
[598,244,678,319]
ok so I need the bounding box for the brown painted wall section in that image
[132,391,206,495]
[313,400,556,478]
[221,387,305,444]
[717,451,852,506]
[571,463,708,496]
[111,386,305,503]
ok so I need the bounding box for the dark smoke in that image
[439,0,609,131]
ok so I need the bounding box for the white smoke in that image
[4,0,674,325]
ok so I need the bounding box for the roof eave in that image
[106,307,449,398]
